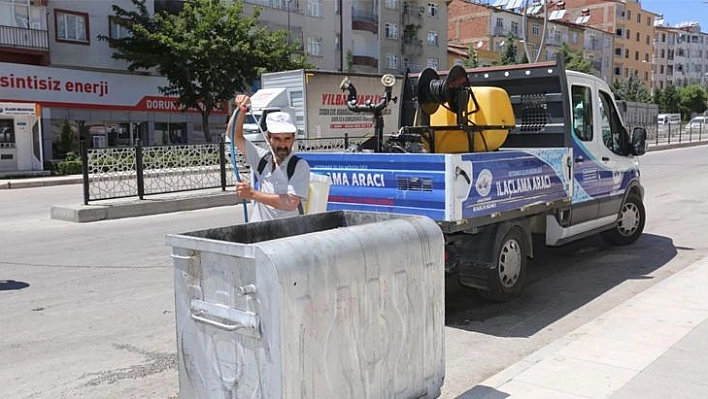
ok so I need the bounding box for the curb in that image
[50,192,246,223]
[0,176,82,189]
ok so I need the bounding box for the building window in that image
[644,53,649,62]
[646,35,650,45]
[637,13,641,23]
[636,32,639,42]
[625,49,629,58]
[427,2,438,18]
[55,9,89,43]
[626,29,630,39]
[385,0,398,9]
[615,47,622,56]
[626,10,631,20]
[0,0,29,28]
[385,23,398,39]
[307,36,322,56]
[386,53,399,69]
[427,31,438,46]
[614,67,621,76]
[307,0,322,17]
[572,32,578,43]
[532,23,540,36]
[427,58,439,69]
[335,32,341,51]
[635,51,639,60]
[510,21,518,35]
[108,17,130,40]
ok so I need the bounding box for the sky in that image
[639,0,708,31]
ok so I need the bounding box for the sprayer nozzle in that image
[339,77,350,91]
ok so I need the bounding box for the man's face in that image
[268,132,295,161]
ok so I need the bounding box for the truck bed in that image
[300,147,571,230]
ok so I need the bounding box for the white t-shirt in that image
[243,139,310,222]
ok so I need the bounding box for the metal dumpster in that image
[166,211,445,399]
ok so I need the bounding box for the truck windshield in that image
[243,114,258,124]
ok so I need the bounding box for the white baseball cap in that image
[265,112,297,134]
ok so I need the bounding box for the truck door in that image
[569,83,600,224]
[596,89,635,218]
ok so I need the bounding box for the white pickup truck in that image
[299,61,648,301]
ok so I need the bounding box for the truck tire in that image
[601,195,645,246]
[477,226,527,302]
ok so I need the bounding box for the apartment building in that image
[1,0,232,164]
[562,0,656,87]
[673,22,708,87]
[653,24,678,89]
[447,0,612,81]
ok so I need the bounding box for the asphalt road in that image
[1,145,707,398]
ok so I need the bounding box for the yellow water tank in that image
[428,86,514,153]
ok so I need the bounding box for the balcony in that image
[0,25,49,65]
[352,9,378,34]
[0,25,49,51]
[352,55,378,68]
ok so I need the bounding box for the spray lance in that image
[228,107,250,223]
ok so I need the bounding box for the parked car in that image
[687,116,708,129]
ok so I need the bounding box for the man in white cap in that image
[227,94,310,221]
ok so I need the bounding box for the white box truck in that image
[260,70,403,142]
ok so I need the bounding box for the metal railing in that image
[646,123,706,147]
[80,135,364,204]
[0,25,49,50]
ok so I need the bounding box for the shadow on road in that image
[445,233,678,337]
[0,280,30,291]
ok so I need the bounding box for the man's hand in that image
[235,94,250,111]
[235,181,255,200]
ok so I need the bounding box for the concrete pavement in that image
[460,256,708,398]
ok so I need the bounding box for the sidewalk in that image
[464,256,708,398]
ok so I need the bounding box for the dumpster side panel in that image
[172,246,283,398]
[263,217,445,399]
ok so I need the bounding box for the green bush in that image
[56,153,83,175]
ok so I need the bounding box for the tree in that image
[655,85,681,114]
[612,72,652,103]
[99,0,311,142]
[499,33,518,65]
[557,43,593,74]
[59,119,75,155]
[463,44,480,68]
[677,85,708,118]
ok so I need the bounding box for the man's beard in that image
[275,146,290,161]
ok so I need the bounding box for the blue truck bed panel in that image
[300,148,571,222]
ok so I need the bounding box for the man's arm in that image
[235,186,302,212]
[226,95,251,155]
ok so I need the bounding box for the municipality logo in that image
[476,169,493,197]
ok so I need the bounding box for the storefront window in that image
[0,119,16,147]
[155,122,187,145]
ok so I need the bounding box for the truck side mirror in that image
[631,126,647,156]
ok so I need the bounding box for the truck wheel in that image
[477,226,527,302]
[601,195,645,246]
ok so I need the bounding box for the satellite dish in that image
[476,40,484,48]
[417,65,470,115]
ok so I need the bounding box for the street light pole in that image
[286,0,293,45]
